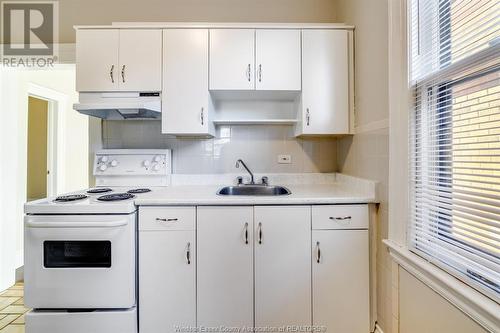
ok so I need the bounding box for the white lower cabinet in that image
[312,228,370,333]
[254,206,312,327]
[139,204,370,333]
[139,207,196,333]
[197,206,254,329]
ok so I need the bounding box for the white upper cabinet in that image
[118,30,162,91]
[297,30,351,136]
[76,29,119,92]
[255,30,301,91]
[209,29,255,90]
[254,206,312,327]
[76,29,162,92]
[162,29,214,136]
[209,29,301,91]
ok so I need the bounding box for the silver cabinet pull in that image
[155,217,178,222]
[121,65,126,83]
[200,107,204,126]
[244,222,249,244]
[246,64,251,82]
[257,222,263,244]
[306,108,310,126]
[316,241,321,263]
[109,65,115,83]
[258,64,262,82]
[329,216,352,221]
[186,242,191,265]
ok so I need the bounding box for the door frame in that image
[27,83,67,197]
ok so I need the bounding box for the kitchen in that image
[0,1,498,333]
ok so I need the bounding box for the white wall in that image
[0,66,88,290]
[334,0,391,331]
[49,0,338,43]
[399,268,488,333]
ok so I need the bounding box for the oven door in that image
[24,214,136,309]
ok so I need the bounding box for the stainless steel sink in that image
[217,185,291,196]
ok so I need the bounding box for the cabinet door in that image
[119,29,162,91]
[300,30,349,135]
[162,29,211,135]
[255,30,301,91]
[254,206,311,327]
[139,231,195,333]
[76,29,119,92]
[197,207,254,328]
[312,230,370,333]
[209,29,255,90]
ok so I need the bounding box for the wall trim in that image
[354,118,389,134]
[374,323,385,333]
[383,239,500,333]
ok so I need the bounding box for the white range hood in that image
[74,92,161,120]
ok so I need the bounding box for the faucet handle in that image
[261,176,269,186]
[236,176,244,185]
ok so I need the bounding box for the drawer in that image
[312,205,368,230]
[139,207,195,231]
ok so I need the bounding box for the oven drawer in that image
[312,205,369,230]
[139,206,195,231]
[26,307,137,333]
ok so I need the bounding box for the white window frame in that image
[386,0,500,331]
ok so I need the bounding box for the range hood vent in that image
[74,92,161,120]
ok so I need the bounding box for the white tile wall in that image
[102,121,337,174]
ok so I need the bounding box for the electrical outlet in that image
[278,154,292,164]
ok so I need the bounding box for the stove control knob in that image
[154,155,162,162]
[110,160,118,167]
[99,164,107,171]
[100,156,108,163]
[153,164,160,171]
[143,160,151,167]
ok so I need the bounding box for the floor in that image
[0,283,27,333]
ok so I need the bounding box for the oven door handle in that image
[25,220,128,228]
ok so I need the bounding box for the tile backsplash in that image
[102,121,337,174]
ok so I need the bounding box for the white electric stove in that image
[24,149,172,333]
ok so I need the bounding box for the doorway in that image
[26,96,51,201]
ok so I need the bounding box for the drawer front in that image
[312,205,368,230]
[139,207,195,231]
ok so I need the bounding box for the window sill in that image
[383,239,500,333]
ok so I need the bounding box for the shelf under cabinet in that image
[212,119,298,126]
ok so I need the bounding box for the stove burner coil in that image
[54,194,88,202]
[87,188,113,194]
[127,188,151,194]
[97,193,135,202]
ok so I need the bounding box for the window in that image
[409,0,500,301]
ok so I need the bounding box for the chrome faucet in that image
[235,159,255,185]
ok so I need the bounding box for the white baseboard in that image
[374,323,385,333]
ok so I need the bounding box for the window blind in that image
[409,0,500,301]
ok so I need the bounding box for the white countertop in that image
[135,173,378,206]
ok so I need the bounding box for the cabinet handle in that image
[244,222,249,244]
[257,222,263,244]
[258,64,262,82]
[121,65,126,83]
[155,218,178,222]
[186,242,191,265]
[306,108,310,126]
[329,216,352,221]
[316,241,321,263]
[109,65,115,83]
[246,64,251,82]
[200,107,204,125]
